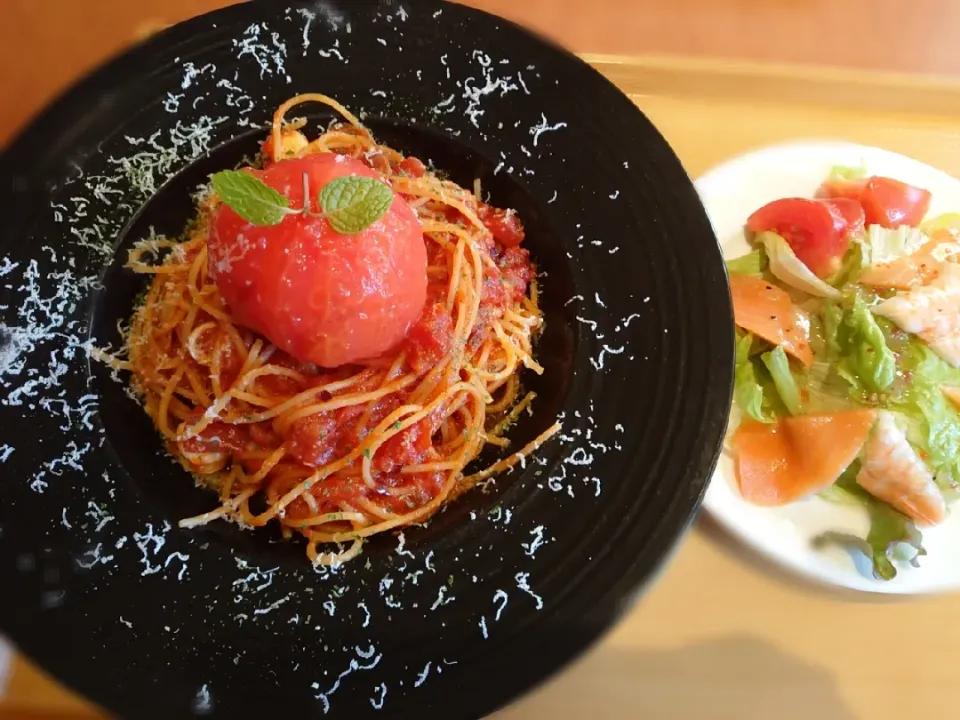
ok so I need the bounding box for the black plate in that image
[0,1,733,718]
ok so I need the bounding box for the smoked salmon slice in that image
[859,235,955,289]
[733,410,877,506]
[728,274,813,367]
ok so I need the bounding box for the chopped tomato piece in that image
[499,246,534,303]
[479,205,525,248]
[375,418,436,474]
[249,422,280,448]
[746,198,854,278]
[287,413,339,467]
[363,151,392,175]
[404,302,455,374]
[397,156,427,178]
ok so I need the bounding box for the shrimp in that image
[872,263,960,367]
[855,410,946,526]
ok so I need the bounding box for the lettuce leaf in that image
[806,298,891,411]
[860,225,928,267]
[836,296,896,394]
[828,243,864,288]
[760,345,802,415]
[814,461,926,581]
[726,248,767,278]
[758,232,841,298]
[827,164,867,181]
[890,339,960,495]
[821,301,845,359]
[921,212,960,235]
[734,332,773,422]
[803,360,863,413]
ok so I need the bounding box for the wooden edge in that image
[4,656,102,719]
[580,53,960,116]
[0,712,94,720]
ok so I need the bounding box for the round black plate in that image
[0,2,733,718]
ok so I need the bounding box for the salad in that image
[726,166,960,581]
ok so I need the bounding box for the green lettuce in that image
[734,332,773,422]
[726,248,767,278]
[828,296,896,395]
[803,361,863,413]
[815,461,926,581]
[921,213,960,235]
[890,339,960,495]
[760,345,802,415]
[821,301,845,359]
[860,225,928,267]
[758,232,841,298]
[827,164,867,181]
[829,243,865,288]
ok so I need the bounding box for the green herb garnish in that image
[210,170,392,235]
[318,175,393,235]
[210,170,293,226]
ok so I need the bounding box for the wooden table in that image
[5,3,960,719]
[6,0,960,143]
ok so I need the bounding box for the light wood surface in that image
[5,0,960,148]
[6,4,960,720]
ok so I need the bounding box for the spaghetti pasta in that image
[101,94,560,565]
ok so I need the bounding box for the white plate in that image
[696,140,960,594]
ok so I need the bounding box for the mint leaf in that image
[318,176,393,235]
[210,170,291,226]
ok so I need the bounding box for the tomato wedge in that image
[823,197,865,237]
[816,177,867,202]
[746,198,859,278]
[860,177,931,228]
[819,175,931,229]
